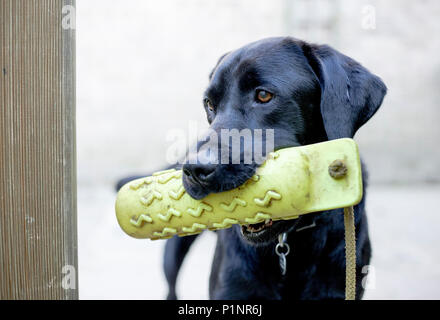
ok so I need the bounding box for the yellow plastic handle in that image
[115,138,363,240]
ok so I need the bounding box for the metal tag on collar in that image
[275,232,290,276]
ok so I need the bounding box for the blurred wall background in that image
[77,0,440,187]
[76,0,440,299]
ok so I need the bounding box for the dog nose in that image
[183,163,216,184]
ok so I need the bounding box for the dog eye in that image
[205,99,215,112]
[256,90,273,103]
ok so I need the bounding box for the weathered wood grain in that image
[0,0,77,299]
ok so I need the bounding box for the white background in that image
[76,0,440,299]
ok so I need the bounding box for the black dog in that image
[118,37,386,300]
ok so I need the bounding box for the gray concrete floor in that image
[78,183,440,299]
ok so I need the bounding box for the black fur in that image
[116,36,386,300]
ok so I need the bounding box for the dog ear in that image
[302,43,387,139]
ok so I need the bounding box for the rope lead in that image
[344,206,356,300]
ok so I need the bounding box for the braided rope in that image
[344,206,356,300]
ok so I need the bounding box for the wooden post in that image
[0,0,77,299]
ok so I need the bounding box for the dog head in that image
[182,37,386,245]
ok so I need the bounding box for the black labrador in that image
[117,37,386,300]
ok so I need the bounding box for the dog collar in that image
[296,221,317,232]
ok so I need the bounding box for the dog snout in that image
[183,163,216,185]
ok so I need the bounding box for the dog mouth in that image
[239,218,301,244]
[241,219,273,234]
[241,219,273,242]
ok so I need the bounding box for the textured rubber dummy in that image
[115,138,362,240]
